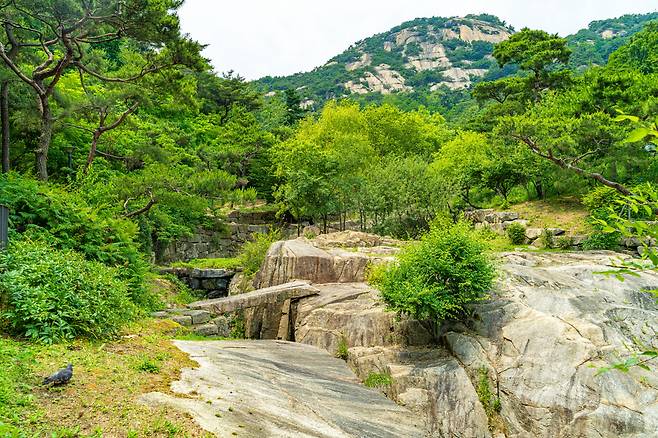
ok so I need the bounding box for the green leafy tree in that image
[283,88,307,126]
[608,22,658,74]
[197,70,262,122]
[0,0,205,180]
[474,28,572,107]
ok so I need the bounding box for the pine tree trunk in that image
[1,80,9,173]
[36,97,52,180]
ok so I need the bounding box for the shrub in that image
[229,312,246,339]
[237,229,282,277]
[582,186,622,213]
[0,173,151,307]
[476,367,502,417]
[540,229,555,249]
[581,185,642,252]
[506,222,526,245]
[556,235,574,250]
[582,232,620,250]
[335,335,349,360]
[135,357,161,374]
[370,219,495,321]
[0,240,136,343]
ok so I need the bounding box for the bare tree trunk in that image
[1,80,9,173]
[533,180,545,199]
[36,97,52,180]
[85,130,101,172]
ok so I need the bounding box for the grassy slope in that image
[510,197,589,234]
[0,271,219,438]
[0,319,211,438]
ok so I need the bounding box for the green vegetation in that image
[0,240,137,343]
[540,229,555,249]
[476,367,502,418]
[170,257,241,270]
[0,320,207,437]
[2,3,658,433]
[506,222,527,245]
[229,315,246,339]
[370,219,495,321]
[363,372,393,389]
[237,230,282,277]
[0,337,34,436]
[335,335,349,360]
[273,102,452,237]
[257,13,657,112]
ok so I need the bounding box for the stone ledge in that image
[187,280,320,315]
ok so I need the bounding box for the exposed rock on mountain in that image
[257,12,658,108]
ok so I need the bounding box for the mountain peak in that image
[256,12,657,108]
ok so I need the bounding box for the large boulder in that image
[292,251,658,438]
[142,340,424,437]
[295,283,434,352]
[254,232,399,289]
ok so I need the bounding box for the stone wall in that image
[158,216,366,264]
[150,308,235,338]
[157,222,276,263]
[160,267,236,299]
[153,281,319,338]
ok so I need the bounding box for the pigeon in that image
[42,363,73,386]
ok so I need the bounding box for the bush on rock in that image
[370,219,495,321]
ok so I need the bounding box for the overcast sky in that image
[179,0,658,80]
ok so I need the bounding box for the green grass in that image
[510,197,588,233]
[169,257,241,270]
[0,337,36,436]
[363,372,393,388]
[0,320,210,437]
[147,274,203,306]
[476,367,502,418]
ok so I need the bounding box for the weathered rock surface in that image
[189,281,320,339]
[292,251,658,437]
[142,340,424,437]
[254,232,399,289]
[295,283,434,353]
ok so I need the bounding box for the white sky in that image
[179,0,658,80]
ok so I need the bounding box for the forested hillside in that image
[257,12,658,114]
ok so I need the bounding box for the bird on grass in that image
[42,363,73,386]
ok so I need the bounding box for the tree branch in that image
[74,61,165,83]
[101,101,139,132]
[0,40,43,94]
[123,190,157,218]
[514,135,632,196]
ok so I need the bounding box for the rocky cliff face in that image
[252,233,658,437]
[162,232,658,436]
